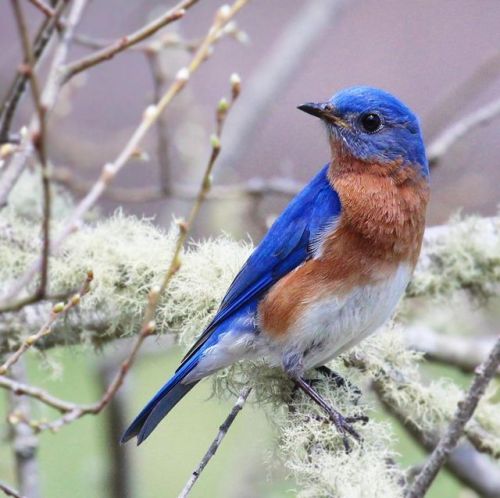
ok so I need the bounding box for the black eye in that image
[360,112,382,133]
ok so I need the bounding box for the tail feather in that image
[121,358,199,445]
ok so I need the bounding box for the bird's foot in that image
[292,376,368,452]
[323,405,369,452]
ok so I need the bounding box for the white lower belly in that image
[262,263,412,370]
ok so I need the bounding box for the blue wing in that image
[180,164,341,366]
[122,163,342,444]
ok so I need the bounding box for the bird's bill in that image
[297,102,349,128]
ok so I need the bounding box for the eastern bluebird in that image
[122,86,430,447]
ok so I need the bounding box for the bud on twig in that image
[230,73,241,99]
[52,302,65,314]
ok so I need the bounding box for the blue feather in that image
[121,164,341,443]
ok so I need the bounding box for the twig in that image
[146,50,172,195]
[62,0,199,83]
[0,0,249,306]
[428,96,500,167]
[0,481,25,498]
[405,335,500,498]
[405,326,500,376]
[216,0,347,177]
[7,360,41,498]
[26,0,55,18]
[0,0,67,143]
[0,271,93,375]
[372,381,500,498]
[98,357,134,498]
[10,0,51,299]
[1,59,243,433]
[51,167,302,202]
[425,50,500,139]
[0,0,86,210]
[178,387,252,498]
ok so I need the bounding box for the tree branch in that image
[428,96,500,167]
[178,387,252,498]
[0,0,250,307]
[7,360,41,498]
[405,335,500,498]
[0,0,67,144]
[0,481,25,498]
[405,325,499,376]
[62,0,200,83]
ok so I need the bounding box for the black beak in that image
[297,102,326,118]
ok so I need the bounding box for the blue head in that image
[298,86,428,177]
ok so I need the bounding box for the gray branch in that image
[405,335,500,498]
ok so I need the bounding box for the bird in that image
[121,86,430,448]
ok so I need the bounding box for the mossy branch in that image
[0,210,498,355]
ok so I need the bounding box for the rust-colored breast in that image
[258,158,429,339]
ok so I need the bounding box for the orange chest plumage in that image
[258,162,429,338]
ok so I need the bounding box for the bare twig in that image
[10,0,52,298]
[373,381,500,498]
[405,335,500,498]
[428,96,500,167]
[51,167,302,202]
[7,361,41,498]
[0,0,67,143]
[425,50,500,139]
[0,59,243,433]
[0,0,249,306]
[98,357,134,498]
[405,326,500,376]
[0,0,87,210]
[0,271,93,375]
[146,50,172,194]
[217,0,347,177]
[62,0,200,83]
[0,481,25,498]
[26,0,55,18]
[178,387,252,498]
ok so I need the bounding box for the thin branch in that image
[0,0,250,306]
[0,56,243,432]
[0,0,67,143]
[405,326,500,376]
[7,360,41,498]
[216,0,347,177]
[146,50,172,195]
[425,50,500,139]
[0,271,92,375]
[51,167,302,202]
[405,335,500,498]
[10,0,52,299]
[26,0,55,18]
[0,0,87,209]
[428,96,500,167]
[0,375,78,413]
[178,387,252,498]
[0,481,25,498]
[373,381,500,498]
[62,0,199,83]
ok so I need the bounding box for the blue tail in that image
[121,356,199,445]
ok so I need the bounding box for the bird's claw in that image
[327,410,369,452]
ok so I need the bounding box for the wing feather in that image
[179,165,341,366]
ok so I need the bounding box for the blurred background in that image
[1,1,500,497]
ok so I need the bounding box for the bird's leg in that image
[292,375,368,452]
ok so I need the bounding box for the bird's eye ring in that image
[360,112,383,133]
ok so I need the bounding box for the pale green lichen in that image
[1,175,500,497]
[409,214,500,299]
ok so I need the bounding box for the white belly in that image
[264,263,412,370]
[184,264,412,383]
